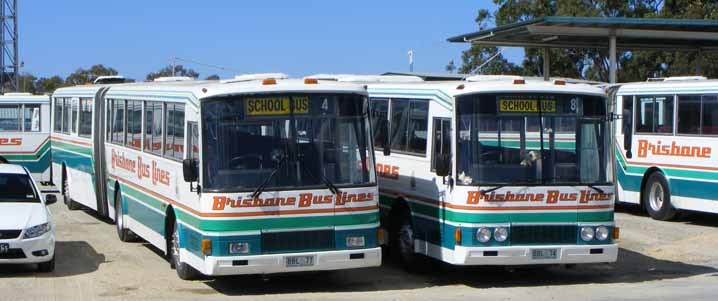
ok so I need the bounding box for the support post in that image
[609,34,617,84]
[696,48,703,76]
[543,47,550,81]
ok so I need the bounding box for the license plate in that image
[285,255,314,267]
[0,243,9,254]
[531,248,558,260]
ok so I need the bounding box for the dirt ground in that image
[1,195,717,301]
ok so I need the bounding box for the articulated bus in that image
[615,77,718,220]
[0,93,51,184]
[316,75,619,268]
[50,75,380,279]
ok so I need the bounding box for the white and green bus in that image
[616,77,718,220]
[51,75,380,279]
[0,93,51,183]
[315,75,619,268]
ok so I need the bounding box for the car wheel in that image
[169,218,201,280]
[643,172,676,221]
[37,256,55,273]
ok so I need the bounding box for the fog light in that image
[476,227,492,243]
[580,226,595,242]
[493,227,508,242]
[229,242,250,254]
[32,250,49,257]
[346,236,366,248]
[595,226,609,241]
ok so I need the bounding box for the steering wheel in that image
[229,154,263,169]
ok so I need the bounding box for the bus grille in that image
[0,230,21,240]
[261,230,335,253]
[511,225,577,245]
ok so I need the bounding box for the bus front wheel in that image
[169,217,201,280]
[643,172,676,221]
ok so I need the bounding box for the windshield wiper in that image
[586,184,605,194]
[297,158,341,195]
[249,155,288,199]
[480,185,505,195]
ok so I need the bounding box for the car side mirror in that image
[435,153,451,177]
[45,194,57,205]
[623,109,633,159]
[182,159,198,182]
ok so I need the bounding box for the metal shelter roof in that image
[447,16,718,50]
[381,72,466,81]
[447,16,718,83]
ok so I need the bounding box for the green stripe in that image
[51,140,93,156]
[616,146,718,180]
[1,139,51,160]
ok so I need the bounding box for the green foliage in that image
[205,74,220,80]
[146,65,199,81]
[35,76,65,94]
[456,0,717,82]
[65,64,119,86]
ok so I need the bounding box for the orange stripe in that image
[379,188,612,211]
[51,135,93,147]
[112,175,377,218]
[0,136,50,154]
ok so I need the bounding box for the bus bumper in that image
[450,243,618,265]
[197,247,382,276]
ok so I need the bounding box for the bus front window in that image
[456,93,611,186]
[202,94,376,192]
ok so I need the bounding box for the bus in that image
[0,93,51,184]
[51,74,381,279]
[316,75,618,268]
[615,76,718,220]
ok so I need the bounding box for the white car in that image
[0,163,56,272]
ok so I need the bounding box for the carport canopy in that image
[447,16,718,83]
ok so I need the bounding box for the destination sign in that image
[246,96,309,116]
[498,99,556,113]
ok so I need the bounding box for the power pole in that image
[0,0,18,93]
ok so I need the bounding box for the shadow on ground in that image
[0,241,108,278]
[616,203,718,228]
[202,248,717,296]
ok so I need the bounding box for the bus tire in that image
[168,217,201,280]
[62,168,80,210]
[643,172,676,221]
[392,208,421,273]
[115,190,136,242]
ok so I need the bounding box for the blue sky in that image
[22,1,523,80]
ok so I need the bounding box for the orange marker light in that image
[304,78,319,84]
[262,78,277,85]
[513,79,525,85]
[456,84,465,90]
[454,228,462,244]
[613,227,620,240]
[554,79,566,86]
[201,239,212,256]
[377,228,386,245]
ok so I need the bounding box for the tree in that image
[65,64,119,86]
[146,65,199,81]
[205,74,220,80]
[453,9,521,76]
[456,1,717,82]
[35,76,65,94]
[18,74,38,94]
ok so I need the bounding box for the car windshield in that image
[456,93,611,186]
[202,93,376,192]
[0,173,39,203]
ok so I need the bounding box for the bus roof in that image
[53,76,368,102]
[0,93,49,104]
[616,77,718,95]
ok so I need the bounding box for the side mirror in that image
[182,159,198,182]
[45,194,57,205]
[623,109,633,159]
[435,153,451,177]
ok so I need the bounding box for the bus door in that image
[432,117,452,241]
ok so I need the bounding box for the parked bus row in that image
[2,73,713,279]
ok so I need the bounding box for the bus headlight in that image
[595,226,610,241]
[580,226,595,242]
[476,227,492,243]
[493,227,508,242]
[346,236,366,247]
[229,242,250,254]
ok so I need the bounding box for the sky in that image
[21,0,524,81]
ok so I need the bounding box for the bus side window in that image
[431,118,451,172]
[78,98,93,137]
[370,98,389,149]
[0,104,20,131]
[164,103,185,161]
[188,122,199,161]
[622,95,633,134]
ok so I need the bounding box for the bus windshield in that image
[456,93,611,186]
[202,93,376,192]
